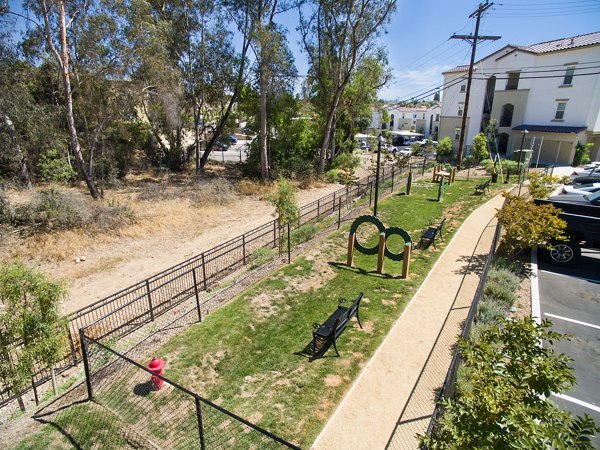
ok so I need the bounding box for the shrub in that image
[332,151,361,172]
[486,267,519,292]
[248,247,276,269]
[491,256,523,275]
[573,142,592,166]
[483,282,516,308]
[496,193,567,254]
[192,179,237,207]
[527,172,560,199]
[437,137,453,157]
[325,169,340,183]
[37,149,76,183]
[0,189,13,226]
[476,298,506,325]
[421,318,599,449]
[290,223,319,247]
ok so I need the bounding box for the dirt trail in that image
[42,183,346,315]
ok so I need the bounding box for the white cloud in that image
[380,64,452,102]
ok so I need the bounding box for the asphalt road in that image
[202,140,250,163]
[537,248,600,447]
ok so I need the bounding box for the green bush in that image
[573,142,592,166]
[491,256,522,275]
[486,268,519,293]
[421,318,599,449]
[481,158,519,174]
[470,133,489,162]
[527,172,560,199]
[437,137,453,157]
[483,282,516,308]
[248,247,276,269]
[37,149,76,183]
[266,178,300,226]
[477,298,506,325]
[332,151,361,171]
[290,223,319,247]
[325,169,340,183]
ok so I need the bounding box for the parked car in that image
[569,167,600,181]
[534,196,600,265]
[583,161,600,170]
[573,175,600,186]
[229,135,238,144]
[396,147,412,157]
[548,190,600,206]
[558,184,600,195]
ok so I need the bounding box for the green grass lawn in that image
[13,179,505,449]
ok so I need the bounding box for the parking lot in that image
[536,248,600,447]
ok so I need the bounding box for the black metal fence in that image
[79,333,300,449]
[1,157,435,408]
[423,217,503,440]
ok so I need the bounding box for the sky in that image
[277,0,600,102]
[5,0,600,103]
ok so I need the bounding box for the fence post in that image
[31,377,39,405]
[287,222,291,264]
[273,220,277,246]
[195,397,207,450]
[391,166,395,192]
[242,234,246,265]
[79,329,93,401]
[369,182,373,206]
[201,253,208,291]
[67,327,78,365]
[192,269,202,322]
[333,192,336,214]
[145,280,155,322]
[317,199,320,220]
[338,197,342,229]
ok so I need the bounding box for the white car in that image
[583,161,600,170]
[558,184,600,195]
[395,147,412,157]
[569,167,600,181]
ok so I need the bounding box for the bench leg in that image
[356,311,363,329]
[432,238,436,249]
[332,337,340,357]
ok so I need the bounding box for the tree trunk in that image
[318,88,344,173]
[1,114,32,188]
[56,1,100,199]
[259,61,269,180]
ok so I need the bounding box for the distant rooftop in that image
[443,31,600,74]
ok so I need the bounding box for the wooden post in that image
[406,171,413,195]
[432,164,437,182]
[377,233,386,274]
[347,233,355,267]
[402,244,411,278]
[337,197,342,229]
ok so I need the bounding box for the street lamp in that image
[373,134,384,217]
[517,129,528,195]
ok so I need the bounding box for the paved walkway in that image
[312,193,505,450]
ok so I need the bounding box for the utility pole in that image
[451,1,500,168]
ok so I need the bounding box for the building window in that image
[500,104,514,127]
[422,113,426,119]
[458,102,464,117]
[435,114,440,121]
[563,66,575,85]
[413,113,417,119]
[460,81,466,92]
[506,72,520,90]
[454,128,461,140]
[555,102,567,120]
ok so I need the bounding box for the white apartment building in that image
[439,31,600,165]
[371,105,428,135]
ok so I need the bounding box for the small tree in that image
[527,172,560,199]
[37,149,76,183]
[266,178,300,226]
[420,318,599,448]
[436,137,453,159]
[496,193,566,255]
[573,142,593,167]
[0,261,67,411]
[471,132,488,163]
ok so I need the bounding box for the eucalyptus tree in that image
[299,0,396,173]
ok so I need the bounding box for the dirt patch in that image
[314,398,336,421]
[324,374,343,387]
[358,320,374,334]
[186,350,228,396]
[250,292,284,320]
[510,272,532,320]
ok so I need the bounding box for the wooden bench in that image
[416,218,445,249]
[312,293,363,356]
[474,180,490,194]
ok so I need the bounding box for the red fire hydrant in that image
[147,356,165,390]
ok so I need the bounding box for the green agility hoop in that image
[384,227,412,261]
[349,215,386,255]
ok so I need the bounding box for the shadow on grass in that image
[294,337,340,362]
[327,261,403,280]
[133,381,155,397]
